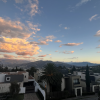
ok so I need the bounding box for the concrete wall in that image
[0,73,6,82]
[19,87,25,94]
[81,80,86,88]
[34,81,46,100]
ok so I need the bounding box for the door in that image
[77,89,81,96]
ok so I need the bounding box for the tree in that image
[85,65,90,92]
[71,66,76,74]
[9,81,20,99]
[40,63,62,92]
[27,67,37,77]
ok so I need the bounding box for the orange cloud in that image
[38,55,47,57]
[62,51,74,54]
[0,17,32,38]
[55,40,62,43]
[3,54,14,59]
[0,37,40,56]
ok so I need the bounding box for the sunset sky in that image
[0,0,100,63]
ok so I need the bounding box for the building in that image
[0,71,34,93]
[73,71,100,92]
[34,69,82,96]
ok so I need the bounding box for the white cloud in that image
[64,27,68,29]
[89,14,98,21]
[59,24,62,27]
[95,30,100,36]
[76,0,91,7]
[14,4,23,11]
[15,0,23,3]
[2,0,7,3]
[28,0,39,16]
[68,57,78,59]
[97,52,100,53]
[96,45,100,48]
[55,50,58,52]
[80,48,83,50]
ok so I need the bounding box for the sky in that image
[0,0,100,64]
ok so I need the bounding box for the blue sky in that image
[0,0,100,63]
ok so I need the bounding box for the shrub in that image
[82,92,95,96]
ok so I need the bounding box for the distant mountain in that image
[17,60,72,69]
[67,62,100,66]
[0,58,30,67]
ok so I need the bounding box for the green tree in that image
[40,63,62,92]
[9,81,20,99]
[27,67,37,77]
[71,66,76,74]
[85,65,90,92]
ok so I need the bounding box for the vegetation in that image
[40,63,63,92]
[71,66,76,74]
[26,66,37,76]
[85,65,90,92]
[9,81,20,100]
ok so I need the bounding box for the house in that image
[34,69,82,96]
[0,71,35,94]
[73,71,100,92]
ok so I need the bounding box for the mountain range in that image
[0,59,100,69]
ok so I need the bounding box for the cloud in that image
[97,52,100,53]
[68,57,78,59]
[89,14,98,21]
[3,54,14,59]
[1,0,7,3]
[95,30,100,36]
[76,0,91,7]
[28,0,39,16]
[14,4,23,11]
[38,54,51,57]
[60,42,83,47]
[64,27,69,30]
[62,51,74,54]
[0,37,40,56]
[38,55,47,57]
[26,21,40,34]
[30,41,48,45]
[15,0,23,3]
[0,17,33,38]
[55,40,62,43]
[80,48,83,50]
[96,45,100,48]
[55,50,58,52]
[59,24,62,27]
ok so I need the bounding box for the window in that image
[25,76,26,78]
[6,77,10,81]
[73,79,79,84]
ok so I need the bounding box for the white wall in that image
[19,87,25,94]
[61,78,65,91]
[34,81,46,100]
[0,73,6,82]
